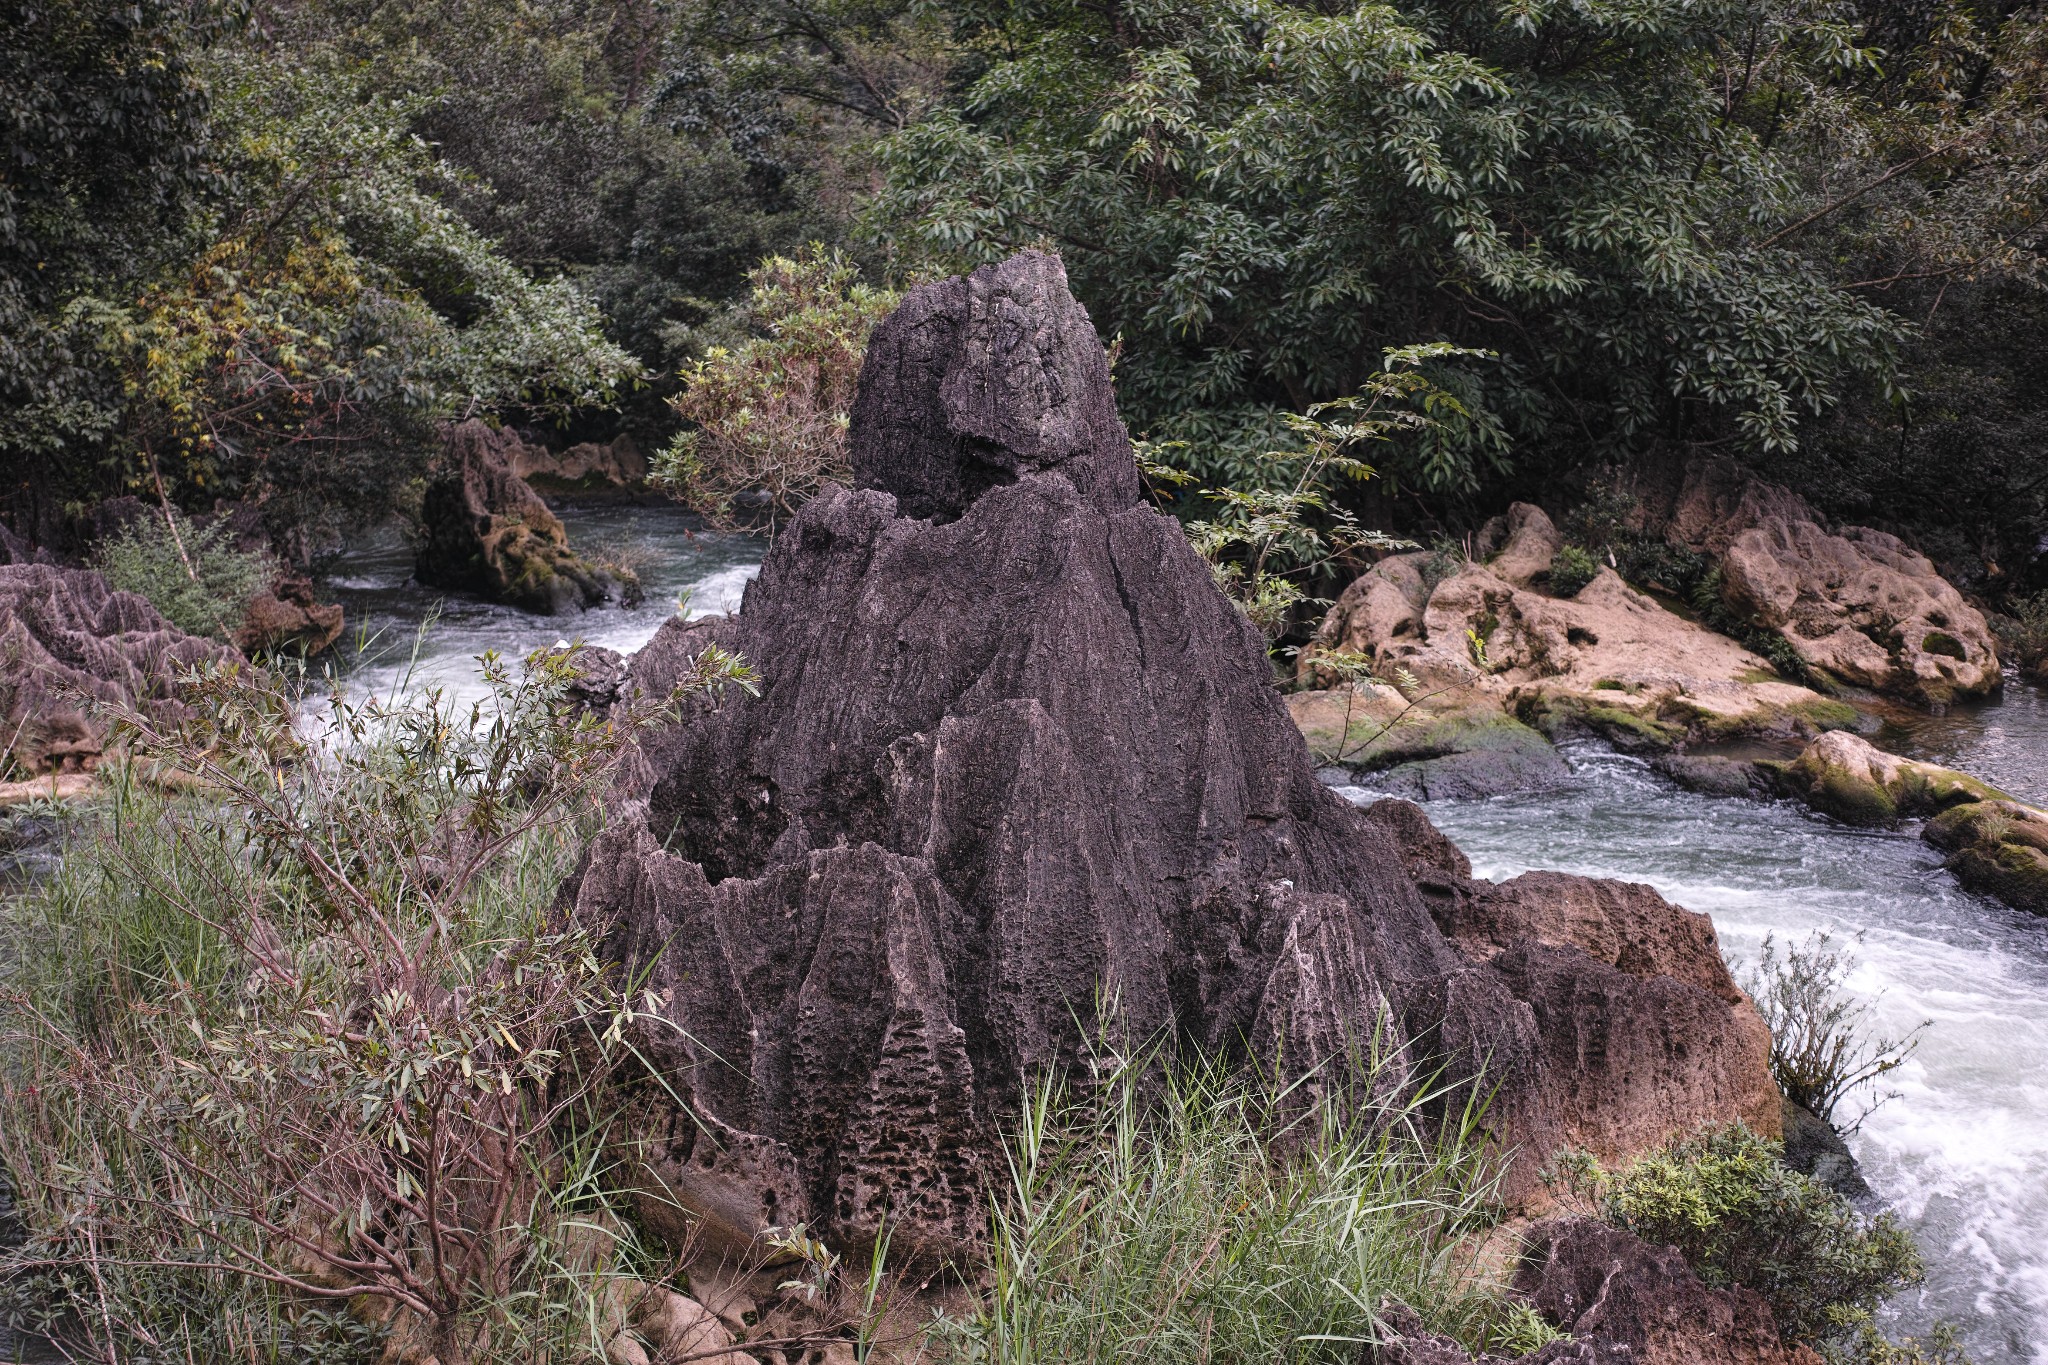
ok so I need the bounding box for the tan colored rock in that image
[1476,501,1564,587]
[0,772,93,805]
[512,433,648,487]
[1669,458,1999,704]
[235,575,343,657]
[1304,516,1854,759]
[1924,799,2048,916]
[1768,730,2006,827]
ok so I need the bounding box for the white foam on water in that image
[1348,739,2048,1362]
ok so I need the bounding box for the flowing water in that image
[317,501,761,707]
[324,504,2048,1361]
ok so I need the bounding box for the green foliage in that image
[1742,932,1929,1131]
[92,511,272,641]
[1547,546,1600,599]
[873,0,1901,499]
[1555,1125,1924,1351]
[940,1052,1558,1363]
[0,642,757,1361]
[1181,345,1457,638]
[655,247,898,527]
[1992,590,2048,675]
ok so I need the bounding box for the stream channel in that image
[323,500,2048,1364]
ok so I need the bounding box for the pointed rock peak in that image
[847,250,1140,523]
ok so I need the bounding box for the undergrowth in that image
[92,510,272,641]
[941,1051,1559,1364]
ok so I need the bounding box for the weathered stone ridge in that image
[0,563,241,773]
[574,252,1776,1265]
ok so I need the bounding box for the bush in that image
[1992,590,2048,676]
[1742,931,1927,1130]
[1547,545,1600,598]
[92,511,272,640]
[942,1053,1559,1363]
[0,642,756,1362]
[656,247,898,529]
[1556,1125,1923,1351]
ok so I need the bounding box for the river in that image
[324,500,2048,1364]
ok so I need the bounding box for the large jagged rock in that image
[510,431,649,489]
[416,420,616,614]
[0,564,242,773]
[1668,459,2000,705]
[1298,504,1855,775]
[569,253,1778,1266]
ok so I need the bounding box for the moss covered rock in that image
[1767,730,2007,828]
[1288,688,1568,799]
[1924,801,2048,915]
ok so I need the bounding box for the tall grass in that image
[0,644,752,1363]
[943,1052,1557,1365]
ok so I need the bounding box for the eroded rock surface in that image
[1923,799,2048,915]
[571,253,1778,1265]
[1513,1218,1816,1365]
[1669,459,1999,704]
[0,564,241,773]
[1764,729,2003,827]
[1298,504,1854,776]
[235,575,344,657]
[416,420,615,613]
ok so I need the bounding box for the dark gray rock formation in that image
[1779,1099,1869,1198]
[416,420,615,614]
[569,252,1777,1265]
[0,564,241,773]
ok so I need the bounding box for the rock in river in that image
[568,251,1779,1265]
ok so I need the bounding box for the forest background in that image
[5,0,2045,612]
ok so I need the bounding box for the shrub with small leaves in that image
[1742,931,1928,1130]
[1547,545,1600,598]
[93,511,272,641]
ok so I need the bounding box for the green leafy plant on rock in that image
[93,510,272,641]
[1548,1125,1928,1358]
[656,246,899,530]
[943,1049,1558,1364]
[1547,545,1600,598]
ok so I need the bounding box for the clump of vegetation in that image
[1743,931,1928,1131]
[1992,590,2048,677]
[0,642,755,1362]
[942,1052,1558,1363]
[656,247,899,530]
[92,511,272,640]
[1547,545,1600,598]
[1550,1125,1924,1356]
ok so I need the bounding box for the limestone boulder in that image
[1303,504,1854,767]
[1670,459,1999,704]
[1765,730,2005,827]
[0,564,242,774]
[415,420,616,614]
[570,254,1781,1265]
[511,432,648,488]
[1923,799,2048,916]
[235,575,344,657]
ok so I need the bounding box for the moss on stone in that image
[1788,698,1861,733]
[1922,631,1967,660]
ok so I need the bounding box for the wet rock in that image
[1923,799,2048,915]
[0,564,242,774]
[1514,1217,1815,1365]
[1652,754,1772,800]
[235,575,343,657]
[1779,1099,1870,1198]
[1764,730,2004,827]
[1669,459,2000,705]
[573,252,1780,1264]
[1289,689,1569,799]
[415,420,616,614]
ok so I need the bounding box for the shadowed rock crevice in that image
[573,252,1777,1265]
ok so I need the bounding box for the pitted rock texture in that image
[235,575,344,657]
[1513,1218,1816,1365]
[1669,459,1999,704]
[416,420,615,614]
[1298,504,1853,768]
[0,564,241,772]
[572,252,1777,1264]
